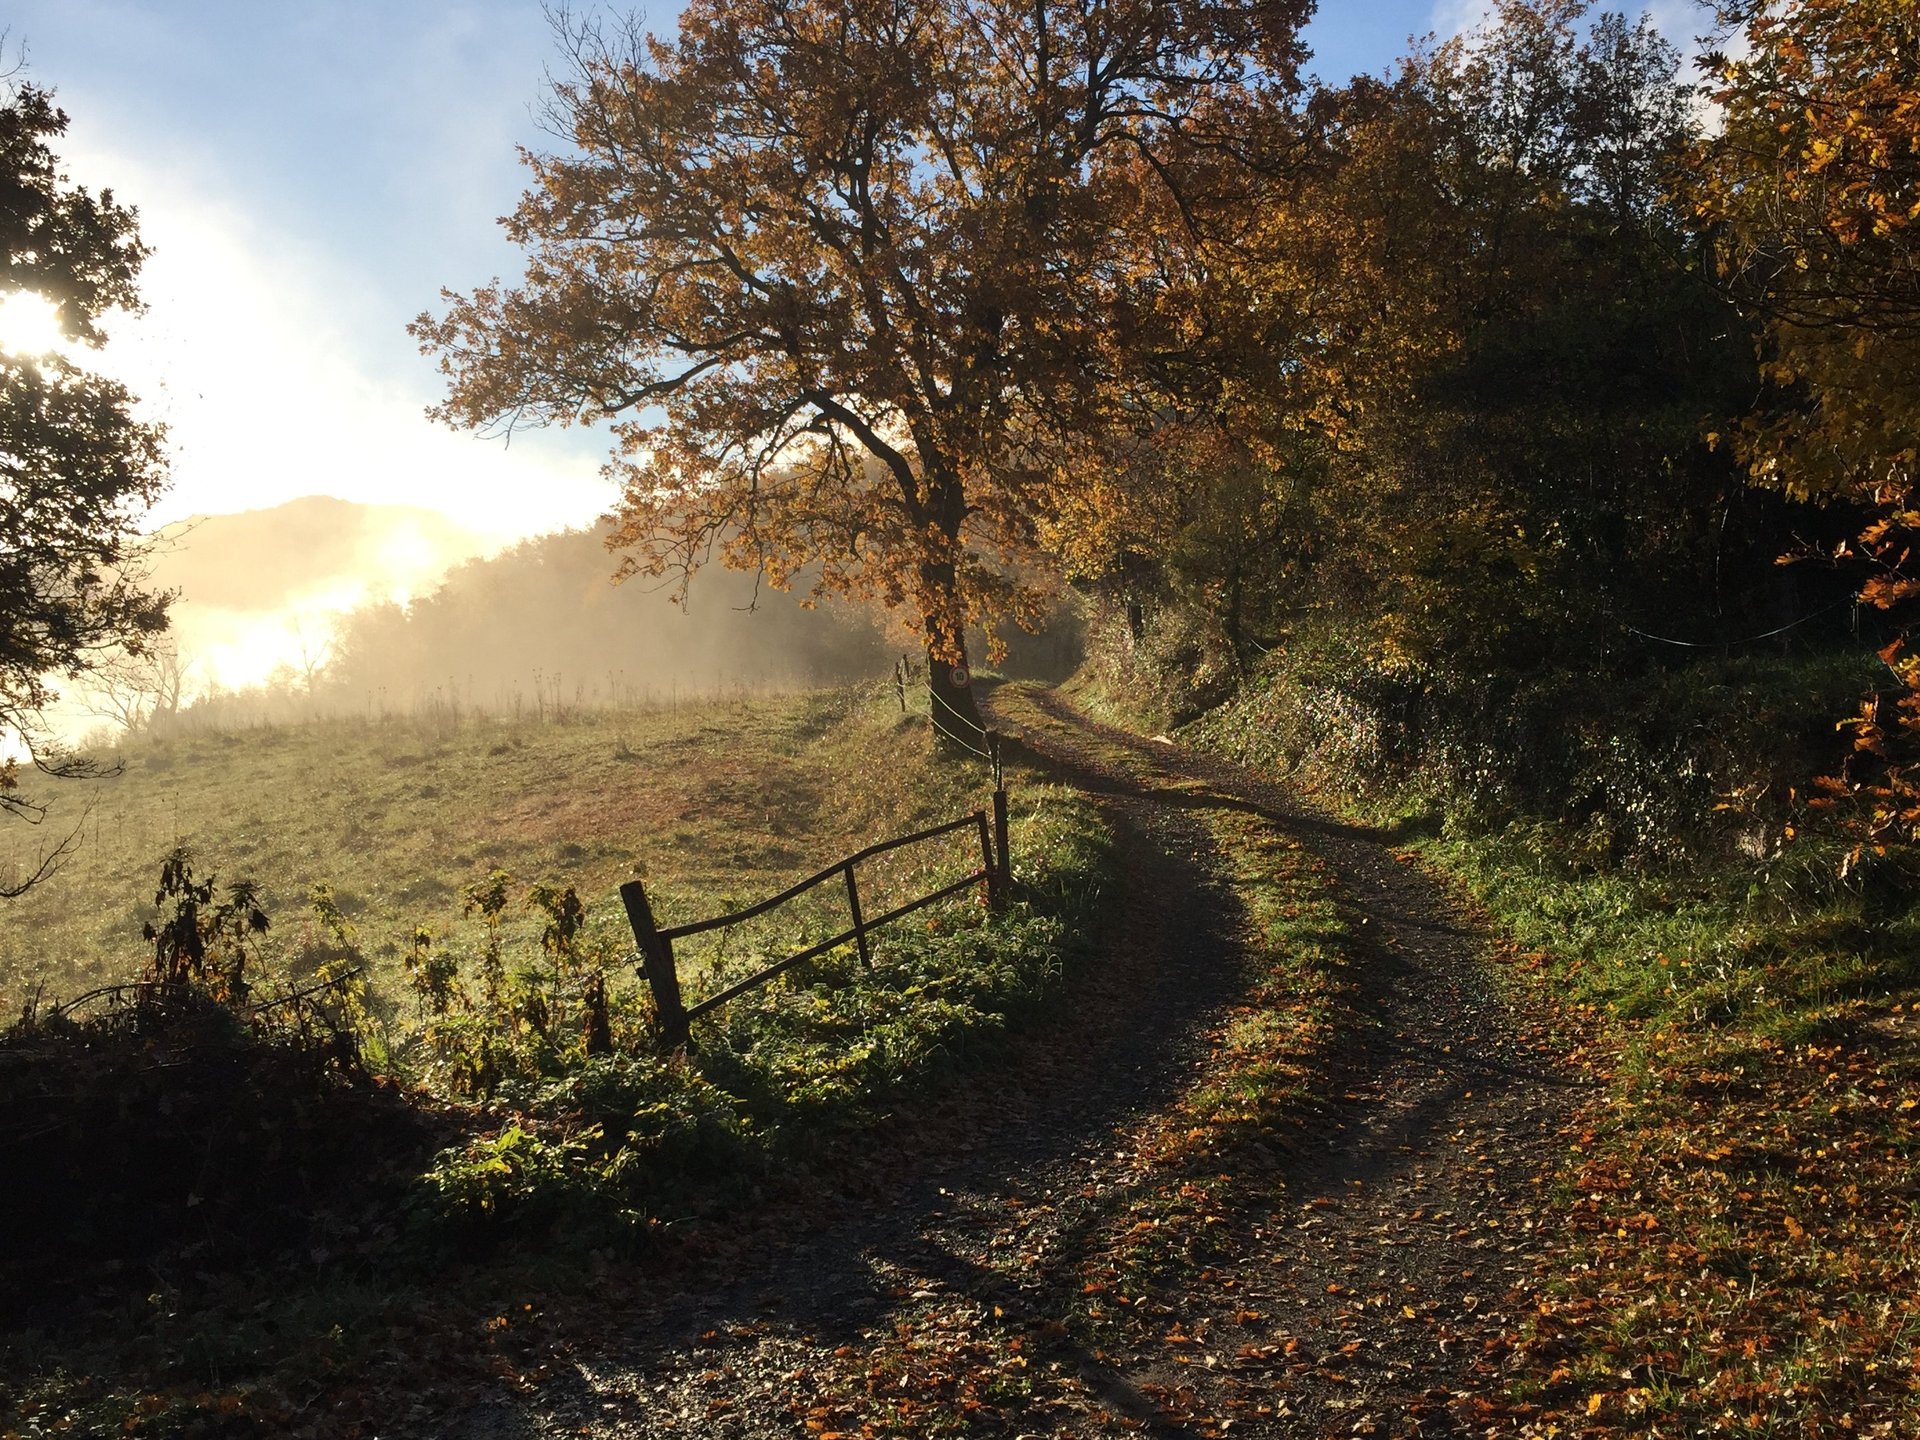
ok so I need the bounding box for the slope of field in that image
[1,684,1123,1438]
[0,686,999,1009]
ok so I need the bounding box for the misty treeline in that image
[325,525,892,714]
[117,522,1078,733]
[136,526,890,729]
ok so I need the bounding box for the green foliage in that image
[401,868,634,1101]
[0,84,170,839]
[1182,638,1879,871]
[413,786,1115,1234]
[141,846,269,1003]
[294,881,389,1068]
[700,904,1066,1122]
[1311,3,1763,674]
[424,1056,745,1230]
[400,922,455,1015]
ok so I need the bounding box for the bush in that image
[0,987,437,1312]
[1182,632,1878,871]
[422,1053,748,1233]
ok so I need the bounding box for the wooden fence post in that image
[621,879,690,1049]
[974,811,999,909]
[991,788,1010,908]
[843,861,871,968]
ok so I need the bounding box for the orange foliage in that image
[1700,1,1920,861]
[413,0,1310,712]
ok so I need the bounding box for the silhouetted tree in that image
[0,84,169,892]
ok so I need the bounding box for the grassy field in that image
[2,681,1123,1439]
[0,685,1002,1012]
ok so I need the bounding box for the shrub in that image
[1183,634,1877,871]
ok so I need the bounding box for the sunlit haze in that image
[0,289,71,358]
[12,1,642,544]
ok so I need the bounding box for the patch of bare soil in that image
[451,690,1593,1439]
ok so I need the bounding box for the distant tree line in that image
[321,524,892,712]
[124,524,892,730]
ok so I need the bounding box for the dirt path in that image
[462,690,1587,1439]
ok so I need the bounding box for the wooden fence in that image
[621,806,1009,1049]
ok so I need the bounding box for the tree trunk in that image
[926,632,984,745]
[918,538,986,745]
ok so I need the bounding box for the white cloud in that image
[1429,0,1497,40]
[59,127,613,546]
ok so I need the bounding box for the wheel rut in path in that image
[463,689,1586,1439]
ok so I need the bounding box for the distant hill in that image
[116,496,1074,721]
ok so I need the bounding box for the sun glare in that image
[0,289,71,358]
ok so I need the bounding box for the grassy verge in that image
[419,776,1116,1236]
[1176,670,1920,1438]
[0,683,1120,1439]
[1069,801,1360,1331]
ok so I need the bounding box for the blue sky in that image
[7,1,1707,539]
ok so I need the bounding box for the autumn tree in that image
[1696,1,1920,859]
[0,84,169,891]
[1170,1,1752,677]
[1700,1,1920,507]
[414,0,1307,736]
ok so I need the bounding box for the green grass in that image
[0,686,996,1010]
[0,682,1125,1440]
[1382,821,1920,1437]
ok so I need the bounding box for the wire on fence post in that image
[1624,593,1862,650]
[988,731,1010,911]
[926,681,996,760]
